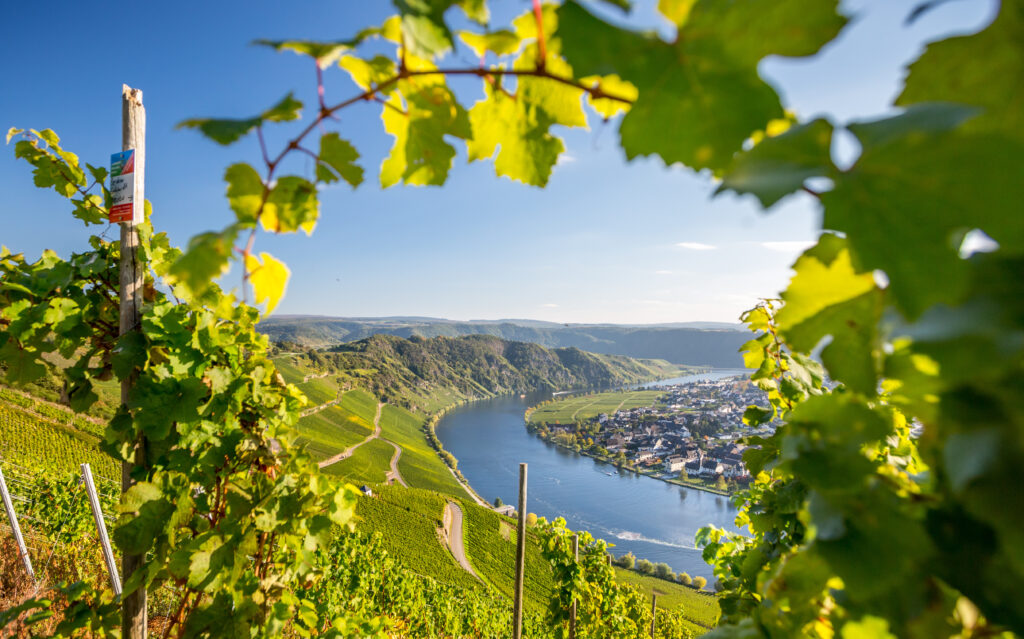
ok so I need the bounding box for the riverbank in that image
[526,429,734,497]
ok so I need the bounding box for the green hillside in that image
[319,333,691,413]
[528,389,665,425]
[260,316,748,367]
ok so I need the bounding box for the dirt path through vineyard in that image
[318,402,383,468]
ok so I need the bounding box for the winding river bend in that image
[435,370,746,581]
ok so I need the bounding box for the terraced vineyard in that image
[295,391,377,461]
[321,437,394,483]
[528,390,664,425]
[378,404,465,498]
[354,485,482,592]
[458,498,555,613]
[613,567,720,632]
[0,390,117,482]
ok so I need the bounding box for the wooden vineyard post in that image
[0,465,34,581]
[120,84,146,639]
[569,533,579,639]
[650,593,658,638]
[81,464,122,595]
[513,463,528,639]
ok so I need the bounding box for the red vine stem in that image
[533,0,548,68]
[241,65,635,291]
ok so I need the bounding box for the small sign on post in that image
[109,149,139,224]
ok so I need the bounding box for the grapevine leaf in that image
[261,93,303,123]
[316,133,364,187]
[458,30,521,57]
[717,119,835,207]
[6,127,23,143]
[0,339,47,384]
[166,226,240,297]
[897,0,1024,139]
[558,0,846,170]
[380,65,471,187]
[263,176,319,234]
[840,617,897,639]
[178,93,301,145]
[467,81,564,186]
[580,74,637,118]
[177,116,262,146]
[515,45,588,129]
[254,33,373,68]
[392,0,458,58]
[776,236,876,330]
[224,163,265,226]
[245,252,290,315]
[338,55,397,92]
[822,103,1024,317]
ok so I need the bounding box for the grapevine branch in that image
[240,63,636,291]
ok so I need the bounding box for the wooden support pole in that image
[120,84,147,639]
[0,466,34,581]
[650,593,658,638]
[82,463,121,595]
[513,463,528,639]
[568,533,579,639]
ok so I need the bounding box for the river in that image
[435,369,747,581]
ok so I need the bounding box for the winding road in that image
[444,502,480,580]
[318,402,383,468]
[383,440,408,487]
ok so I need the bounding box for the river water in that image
[435,370,747,581]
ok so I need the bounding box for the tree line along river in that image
[435,370,747,581]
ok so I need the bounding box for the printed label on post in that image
[110,149,136,223]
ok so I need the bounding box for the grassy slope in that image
[378,404,466,498]
[354,485,481,593]
[613,567,720,631]
[529,390,664,424]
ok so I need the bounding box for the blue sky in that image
[0,1,996,324]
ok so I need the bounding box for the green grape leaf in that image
[0,339,47,384]
[177,116,262,146]
[381,66,471,187]
[338,55,398,92]
[392,0,482,58]
[224,163,265,226]
[246,252,290,315]
[718,119,835,207]
[179,93,302,145]
[458,30,521,57]
[776,236,882,394]
[261,93,303,122]
[558,0,846,170]
[580,74,637,118]
[166,226,240,297]
[822,103,1024,317]
[897,0,1024,139]
[6,127,23,144]
[467,81,564,186]
[515,45,588,129]
[316,133,364,187]
[263,176,319,234]
[841,617,897,639]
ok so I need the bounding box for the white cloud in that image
[654,270,673,275]
[675,242,716,251]
[541,303,559,308]
[760,240,816,253]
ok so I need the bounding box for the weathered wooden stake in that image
[0,466,34,581]
[513,463,528,639]
[650,593,658,638]
[82,463,121,595]
[569,533,579,639]
[120,84,146,639]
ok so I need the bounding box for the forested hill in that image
[260,316,748,367]
[281,334,690,411]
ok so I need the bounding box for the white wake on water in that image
[613,530,696,551]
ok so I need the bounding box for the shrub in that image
[693,576,707,589]
[617,552,636,570]
[654,563,673,580]
[636,559,654,575]
[677,573,693,586]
